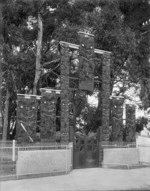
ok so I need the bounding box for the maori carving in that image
[60,33,112,145]
[126,104,136,142]
[111,96,124,141]
[78,32,95,91]
[16,94,38,143]
[60,43,70,142]
[102,53,111,142]
[40,89,57,142]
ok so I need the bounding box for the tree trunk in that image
[33,11,43,95]
[0,2,3,138]
[2,88,10,141]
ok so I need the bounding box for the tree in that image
[1,0,149,140]
[0,1,4,138]
[33,5,43,94]
[1,0,72,139]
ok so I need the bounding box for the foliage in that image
[135,116,148,132]
[1,0,150,138]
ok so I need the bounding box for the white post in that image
[65,145,68,174]
[69,142,73,171]
[12,140,15,161]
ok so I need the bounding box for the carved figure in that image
[126,104,136,142]
[60,43,70,142]
[40,91,56,141]
[111,96,124,141]
[16,95,37,143]
[78,32,95,91]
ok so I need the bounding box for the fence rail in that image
[101,142,136,148]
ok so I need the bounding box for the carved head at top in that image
[78,31,95,51]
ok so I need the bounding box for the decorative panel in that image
[126,104,136,142]
[40,88,58,142]
[101,53,111,142]
[111,96,124,142]
[16,94,38,143]
[60,43,70,143]
[78,32,95,91]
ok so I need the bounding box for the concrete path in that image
[1,168,150,191]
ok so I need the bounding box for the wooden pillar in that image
[60,43,70,143]
[111,96,124,142]
[101,53,111,142]
[69,91,74,142]
[16,94,38,143]
[40,88,60,142]
[126,104,136,142]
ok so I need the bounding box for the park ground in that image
[1,167,150,191]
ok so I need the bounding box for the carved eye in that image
[81,44,85,47]
[20,105,23,109]
[32,106,35,109]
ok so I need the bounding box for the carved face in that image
[17,98,37,121]
[126,105,135,114]
[79,34,94,58]
[112,97,124,106]
[79,34,94,50]
[41,95,56,113]
[60,44,70,56]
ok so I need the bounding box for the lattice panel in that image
[78,32,95,91]
[16,94,38,143]
[102,53,111,142]
[111,96,124,141]
[126,104,136,142]
[60,43,70,142]
[40,89,57,142]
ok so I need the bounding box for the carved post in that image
[101,53,111,142]
[78,32,95,91]
[111,96,124,142]
[60,43,70,143]
[40,88,60,142]
[69,91,74,142]
[126,104,136,142]
[16,94,38,143]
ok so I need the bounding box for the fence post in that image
[65,145,68,174]
[12,140,15,161]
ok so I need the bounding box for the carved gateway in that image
[60,32,111,144]
[16,32,111,147]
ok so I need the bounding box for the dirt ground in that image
[1,167,150,191]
